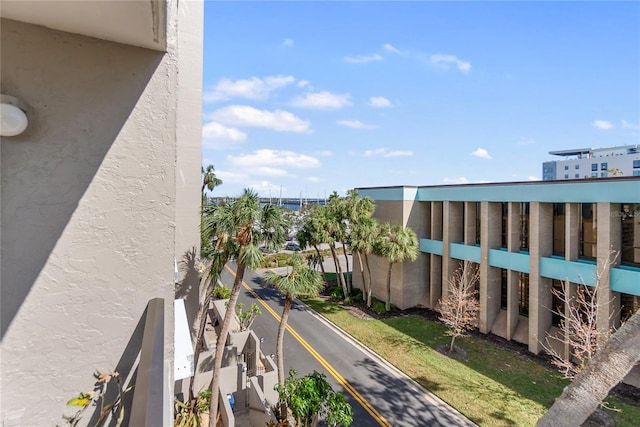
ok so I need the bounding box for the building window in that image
[591,163,598,171]
[634,170,640,177]
[591,173,598,178]
[553,203,565,256]
[564,165,569,170]
[601,162,608,170]
[634,160,640,168]
[519,202,529,251]
[621,203,640,267]
[500,269,508,310]
[575,164,580,169]
[601,172,608,178]
[551,280,564,327]
[620,293,640,322]
[564,174,569,179]
[579,203,597,260]
[518,273,529,317]
[501,203,508,248]
[575,174,580,179]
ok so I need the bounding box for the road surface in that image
[220,263,475,427]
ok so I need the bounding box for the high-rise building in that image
[542,145,640,180]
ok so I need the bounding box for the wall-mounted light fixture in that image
[1,94,29,137]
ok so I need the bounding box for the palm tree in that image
[296,214,328,284]
[201,164,223,203]
[342,190,376,305]
[350,216,379,307]
[322,196,349,298]
[263,253,324,386]
[206,189,289,426]
[376,223,419,311]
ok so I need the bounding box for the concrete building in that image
[357,177,640,385]
[1,1,203,425]
[542,145,640,180]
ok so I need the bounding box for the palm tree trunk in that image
[312,244,327,284]
[386,263,393,311]
[364,252,373,307]
[356,251,366,302]
[341,239,351,294]
[329,244,348,298]
[537,310,640,427]
[277,295,292,386]
[208,260,246,427]
[189,291,212,400]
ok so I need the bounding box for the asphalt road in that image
[220,263,475,427]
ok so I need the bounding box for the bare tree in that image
[438,261,480,353]
[542,252,618,379]
[537,309,640,427]
[542,282,609,379]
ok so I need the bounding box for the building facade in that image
[357,178,640,384]
[542,145,640,180]
[1,1,203,425]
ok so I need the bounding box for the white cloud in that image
[281,38,294,48]
[216,169,249,183]
[291,91,352,109]
[297,80,311,89]
[336,120,378,130]
[593,120,613,130]
[382,43,407,55]
[344,53,383,64]
[516,137,535,145]
[306,176,324,183]
[228,149,321,171]
[202,122,247,143]
[430,54,471,72]
[204,75,295,102]
[471,147,492,160]
[528,175,540,181]
[621,119,639,129]
[363,148,413,158]
[443,177,469,184]
[210,105,312,133]
[202,122,247,149]
[369,96,392,108]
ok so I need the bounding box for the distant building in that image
[542,145,640,180]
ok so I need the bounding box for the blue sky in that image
[202,1,639,199]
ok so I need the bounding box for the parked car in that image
[284,242,302,251]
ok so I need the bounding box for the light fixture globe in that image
[1,103,28,137]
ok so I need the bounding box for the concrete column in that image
[596,203,622,334]
[529,202,553,353]
[480,202,501,333]
[442,202,463,296]
[565,203,580,261]
[464,202,477,245]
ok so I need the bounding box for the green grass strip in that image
[302,297,640,427]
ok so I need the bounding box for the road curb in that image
[298,297,477,427]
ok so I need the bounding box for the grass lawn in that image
[301,296,640,427]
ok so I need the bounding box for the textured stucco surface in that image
[0,9,200,423]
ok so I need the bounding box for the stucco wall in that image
[0,12,193,424]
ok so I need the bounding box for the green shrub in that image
[350,288,363,298]
[344,297,353,305]
[197,389,212,412]
[330,286,343,299]
[372,301,386,315]
[212,285,231,300]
